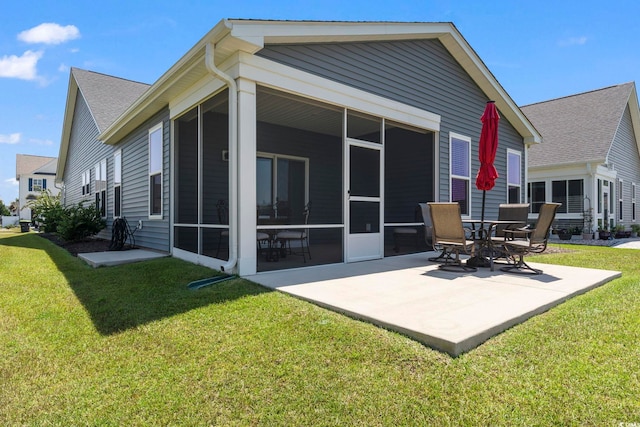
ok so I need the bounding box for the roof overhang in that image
[56,74,80,183]
[625,84,640,157]
[97,19,541,146]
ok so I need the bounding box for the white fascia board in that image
[625,85,640,157]
[227,20,450,44]
[239,53,441,132]
[56,73,80,184]
[169,74,228,119]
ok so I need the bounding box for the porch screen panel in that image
[175,106,199,224]
[384,124,433,223]
[202,91,229,224]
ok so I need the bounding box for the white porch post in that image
[236,78,258,275]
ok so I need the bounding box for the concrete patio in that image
[246,252,621,356]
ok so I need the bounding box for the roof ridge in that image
[521,82,634,108]
[71,67,150,87]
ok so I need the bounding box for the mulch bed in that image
[38,232,113,257]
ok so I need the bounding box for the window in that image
[81,170,91,196]
[597,179,602,213]
[552,179,583,213]
[450,133,471,215]
[618,179,623,220]
[94,159,107,218]
[114,150,122,218]
[29,178,45,192]
[507,149,521,203]
[528,181,546,213]
[149,123,163,218]
[632,183,636,221]
[257,153,308,223]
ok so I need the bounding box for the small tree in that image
[0,199,10,216]
[27,190,65,232]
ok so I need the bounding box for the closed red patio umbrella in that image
[467,101,500,268]
[476,100,500,224]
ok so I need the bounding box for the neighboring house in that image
[56,19,541,276]
[16,154,60,220]
[521,82,640,233]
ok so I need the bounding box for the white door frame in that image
[345,136,384,262]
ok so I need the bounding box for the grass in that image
[1,230,639,425]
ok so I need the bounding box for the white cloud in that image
[558,36,588,47]
[0,133,21,144]
[0,50,42,80]
[18,23,80,45]
[5,178,19,186]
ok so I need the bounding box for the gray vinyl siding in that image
[257,39,526,219]
[116,108,171,252]
[62,92,112,241]
[62,89,170,251]
[608,105,640,224]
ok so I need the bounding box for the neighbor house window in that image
[632,183,636,221]
[597,179,602,213]
[507,149,521,203]
[94,159,107,218]
[82,170,91,196]
[618,179,624,220]
[149,123,163,218]
[552,179,583,213]
[29,178,45,192]
[114,150,122,218]
[450,133,471,215]
[528,181,545,213]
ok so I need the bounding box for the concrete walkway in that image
[246,252,620,356]
[79,249,167,267]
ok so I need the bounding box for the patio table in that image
[464,219,523,271]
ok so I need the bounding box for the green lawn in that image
[1,230,639,425]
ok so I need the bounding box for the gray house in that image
[522,82,640,234]
[56,19,541,276]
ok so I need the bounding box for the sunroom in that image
[171,82,439,275]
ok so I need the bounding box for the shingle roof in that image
[72,68,150,133]
[16,154,57,180]
[521,82,635,168]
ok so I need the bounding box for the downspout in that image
[205,42,238,273]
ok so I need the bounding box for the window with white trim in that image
[552,179,583,213]
[95,159,107,218]
[32,178,43,191]
[257,152,309,222]
[81,170,91,196]
[507,149,521,203]
[114,150,122,218]
[528,181,546,213]
[632,183,636,221]
[450,133,471,215]
[618,179,624,220]
[149,123,163,218]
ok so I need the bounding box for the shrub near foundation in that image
[57,202,106,241]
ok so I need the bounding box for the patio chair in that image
[428,202,477,272]
[489,203,530,259]
[418,202,453,263]
[276,202,311,262]
[499,202,560,275]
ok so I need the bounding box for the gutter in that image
[205,42,238,273]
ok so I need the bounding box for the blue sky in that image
[2,0,640,204]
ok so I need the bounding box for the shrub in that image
[57,202,106,242]
[27,190,65,232]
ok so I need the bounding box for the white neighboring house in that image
[16,154,60,221]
